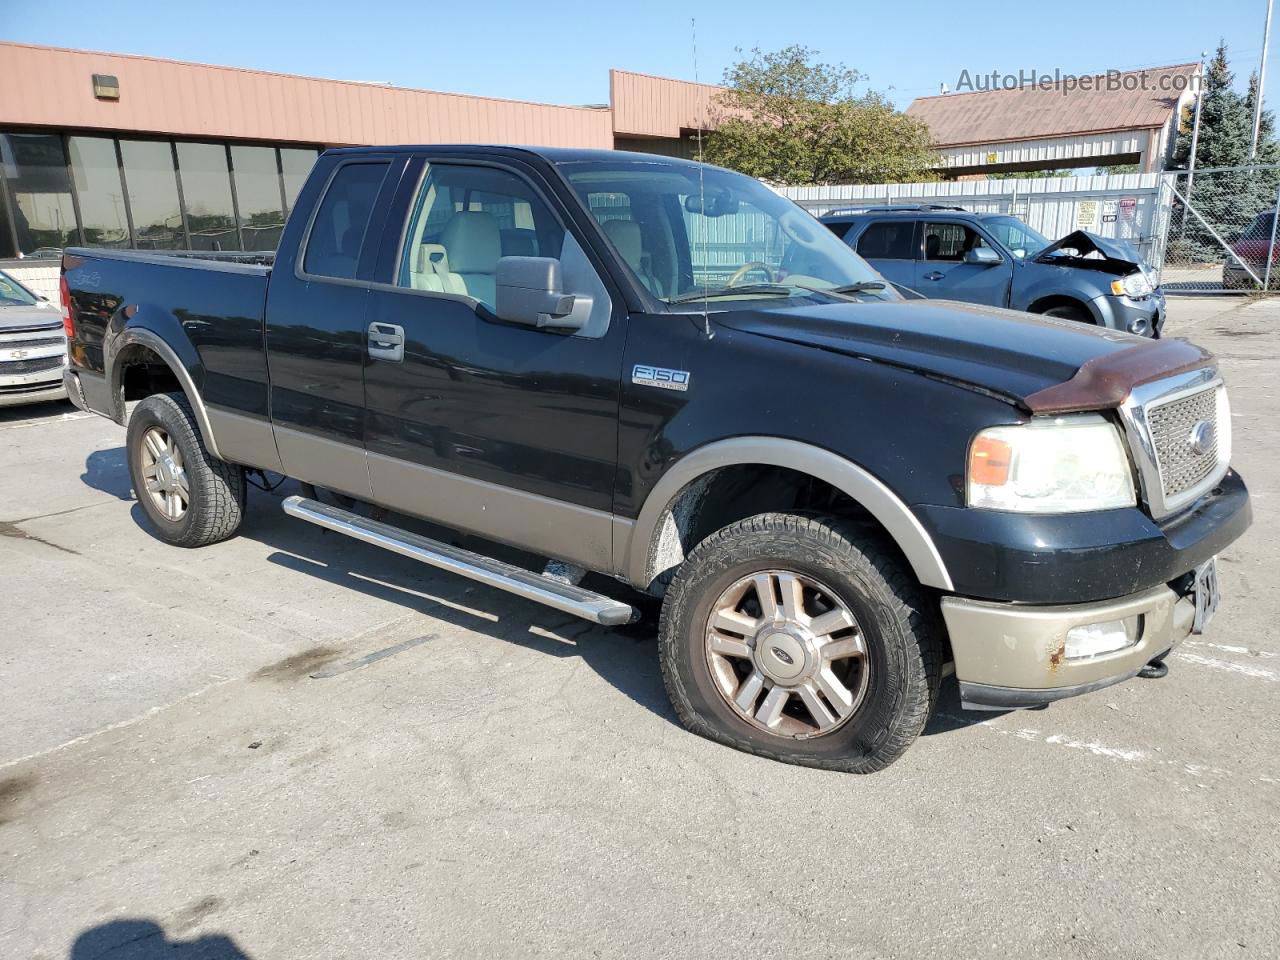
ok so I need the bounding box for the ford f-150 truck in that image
[61,146,1252,773]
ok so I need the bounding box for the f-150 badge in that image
[632,364,690,392]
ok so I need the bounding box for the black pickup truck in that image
[61,146,1251,773]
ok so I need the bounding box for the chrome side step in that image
[282,495,636,627]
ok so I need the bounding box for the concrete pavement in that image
[1,297,1276,959]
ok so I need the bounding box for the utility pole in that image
[1251,0,1274,161]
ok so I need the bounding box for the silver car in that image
[0,270,68,408]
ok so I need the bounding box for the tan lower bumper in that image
[942,585,1196,709]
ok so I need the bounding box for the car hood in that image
[715,298,1153,406]
[1034,229,1145,272]
[0,302,62,331]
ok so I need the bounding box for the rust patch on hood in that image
[1025,337,1215,415]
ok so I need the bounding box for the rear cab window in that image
[303,161,391,279]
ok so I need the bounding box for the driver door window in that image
[922,222,989,262]
[396,164,565,308]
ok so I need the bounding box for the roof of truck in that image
[324,144,704,167]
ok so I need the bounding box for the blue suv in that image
[820,205,1164,337]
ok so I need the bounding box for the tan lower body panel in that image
[366,451,615,573]
[272,425,372,501]
[206,407,284,473]
[942,585,1195,691]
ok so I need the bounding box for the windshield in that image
[0,271,39,307]
[558,158,893,304]
[983,216,1051,259]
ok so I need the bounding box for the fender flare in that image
[621,437,955,591]
[110,327,225,461]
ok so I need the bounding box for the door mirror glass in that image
[964,246,1002,266]
[494,256,586,330]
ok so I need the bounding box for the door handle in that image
[368,322,404,362]
[923,271,945,281]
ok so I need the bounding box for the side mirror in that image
[494,257,586,331]
[964,247,1002,267]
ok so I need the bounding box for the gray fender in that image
[111,327,226,462]
[620,437,955,592]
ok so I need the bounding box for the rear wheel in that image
[658,513,943,773]
[126,392,245,547]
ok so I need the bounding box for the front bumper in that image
[1091,291,1165,337]
[944,584,1196,710]
[0,381,68,407]
[916,470,1250,605]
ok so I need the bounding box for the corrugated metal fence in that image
[778,173,1164,267]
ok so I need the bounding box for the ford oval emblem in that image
[1188,420,1216,457]
[771,646,795,666]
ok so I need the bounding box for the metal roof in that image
[907,64,1199,147]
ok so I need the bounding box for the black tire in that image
[126,392,245,548]
[1040,303,1093,324]
[658,513,943,774]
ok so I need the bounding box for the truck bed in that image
[62,246,275,427]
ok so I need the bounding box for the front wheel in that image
[1040,303,1093,324]
[658,513,943,773]
[126,392,245,547]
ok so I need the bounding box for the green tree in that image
[986,169,1073,180]
[703,46,937,185]
[1094,163,1139,175]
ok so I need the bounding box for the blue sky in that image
[3,0,1274,109]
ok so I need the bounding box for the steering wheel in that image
[726,261,777,286]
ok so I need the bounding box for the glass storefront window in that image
[176,142,239,251]
[120,139,186,250]
[0,131,320,256]
[68,136,131,249]
[0,133,77,255]
[280,148,319,215]
[231,145,286,250]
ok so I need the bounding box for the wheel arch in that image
[620,437,954,593]
[109,326,225,461]
[1026,293,1101,324]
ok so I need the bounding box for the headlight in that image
[1111,272,1153,299]
[967,414,1136,513]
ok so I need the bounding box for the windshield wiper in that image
[786,280,890,302]
[666,284,796,304]
[828,281,886,294]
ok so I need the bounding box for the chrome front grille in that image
[1119,369,1231,519]
[1147,387,1220,499]
[1,355,65,376]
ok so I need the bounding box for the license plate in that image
[1192,557,1221,635]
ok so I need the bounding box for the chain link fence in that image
[1153,164,1280,294]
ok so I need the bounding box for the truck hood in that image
[1033,229,1147,275]
[715,299,1157,406]
[0,301,62,331]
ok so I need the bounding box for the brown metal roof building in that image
[0,42,721,262]
[906,64,1200,176]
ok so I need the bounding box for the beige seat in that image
[410,243,467,294]
[602,219,660,296]
[441,212,502,304]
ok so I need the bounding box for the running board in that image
[281,495,636,627]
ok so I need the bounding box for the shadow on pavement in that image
[84,446,990,739]
[0,397,76,426]
[69,918,251,959]
[82,446,133,500]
